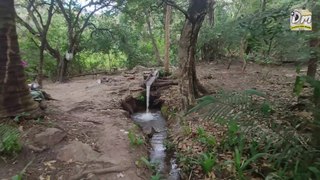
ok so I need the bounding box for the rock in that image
[34,128,66,147]
[56,141,100,162]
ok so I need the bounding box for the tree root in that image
[70,165,130,180]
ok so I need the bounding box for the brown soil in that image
[0,71,150,180]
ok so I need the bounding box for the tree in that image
[164,5,172,74]
[16,0,62,83]
[307,1,320,78]
[166,0,209,110]
[55,0,117,82]
[0,0,39,117]
[145,10,163,66]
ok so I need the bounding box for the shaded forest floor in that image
[0,62,317,179]
[161,62,317,179]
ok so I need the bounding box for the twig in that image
[70,165,130,180]
[188,170,193,180]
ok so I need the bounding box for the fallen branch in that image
[152,81,178,87]
[70,165,130,180]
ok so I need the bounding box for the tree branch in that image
[29,0,45,27]
[26,0,43,33]
[164,0,189,19]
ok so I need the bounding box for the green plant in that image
[136,94,145,102]
[197,153,216,174]
[139,156,158,172]
[150,173,162,180]
[234,147,267,179]
[128,130,144,146]
[222,121,244,151]
[196,127,216,148]
[188,89,267,123]
[0,124,21,155]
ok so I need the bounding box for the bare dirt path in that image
[0,70,149,180]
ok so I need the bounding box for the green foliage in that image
[139,156,158,173]
[128,130,144,146]
[196,127,216,148]
[150,173,162,180]
[197,153,216,174]
[233,147,266,179]
[188,89,267,123]
[0,124,22,155]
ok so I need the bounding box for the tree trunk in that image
[310,1,320,150]
[178,0,208,111]
[37,0,54,87]
[58,57,68,83]
[145,11,162,66]
[38,45,45,86]
[208,0,215,26]
[164,5,172,74]
[0,0,39,117]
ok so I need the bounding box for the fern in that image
[188,89,267,122]
[0,124,21,154]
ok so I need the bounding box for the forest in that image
[0,0,319,179]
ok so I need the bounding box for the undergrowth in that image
[173,89,320,179]
[0,124,21,155]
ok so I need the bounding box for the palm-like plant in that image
[0,0,39,117]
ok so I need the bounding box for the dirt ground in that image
[0,69,150,180]
[0,62,314,180]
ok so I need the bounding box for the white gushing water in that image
[145,70,158,113]
[146,85,150,113]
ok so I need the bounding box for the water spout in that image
[146,85,150,113]
[145,70,159,113]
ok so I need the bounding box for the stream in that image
[132,111,180,180]
[131,71,180,179]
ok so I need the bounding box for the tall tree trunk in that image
[310,1,320,149]
[201,0,215,62]
[208,0,215,26]
[37,0,54,87]
[164,5,172,74]
[38,45,45,86]
[145,11,162,66]
[178,0,208,111]
[0,0,39,117]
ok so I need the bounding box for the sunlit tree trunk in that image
[0,0,39,117]
[164,5,172,74]
[178,0,208,111]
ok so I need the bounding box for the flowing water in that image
[146,85,150,113]
[131,111,180,179]
[131,70,179,179]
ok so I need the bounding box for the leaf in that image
[11,175,22,180]
[241,153,267,170]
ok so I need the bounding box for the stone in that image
[34,128,66,147]
[56,141,100,162]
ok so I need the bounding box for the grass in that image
[128,130,144,146]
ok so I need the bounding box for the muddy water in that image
[131,111,179,180]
